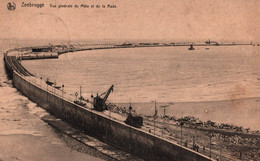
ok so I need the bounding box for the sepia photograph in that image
[0,0,259,160]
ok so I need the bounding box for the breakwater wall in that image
[20,52,58,60]
[5,50,213,161]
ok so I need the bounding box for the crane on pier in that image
[77,44,82,49]
[93,85,114,111]
[67,42,77,51]
[61,43,69,49]
[49,43,54,47]
[67,42,74,49]
[49,43,57,51]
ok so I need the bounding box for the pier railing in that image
[13,64,237,161]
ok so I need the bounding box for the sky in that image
[0,0,259,43]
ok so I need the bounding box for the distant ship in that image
[205,39,219,45]
[188,44,195,50]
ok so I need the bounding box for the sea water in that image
[21,45,260,129]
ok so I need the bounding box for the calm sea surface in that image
[22,46,260,129]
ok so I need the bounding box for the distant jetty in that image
[13,40,254,58]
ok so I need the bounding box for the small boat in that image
[74,100,86,106]
[205,48,209,50]
[46,78,54,86]
[54,85,61,89]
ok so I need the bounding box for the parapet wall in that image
[12,67,213,161]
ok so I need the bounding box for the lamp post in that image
[62,84,64,114]
[91,93,94,109]
[40,77,42,87]
[160,106,167,137]
[153,100,157,135]
[62,84,64,99]
[164,108,166,135]
[79,86,82,104]
[180,121,184,146]
[75,92,78,102]
[208,132,214,158]
[53,82,55,94]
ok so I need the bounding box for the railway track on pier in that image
[4,53,33,77]
[3,50,143,161]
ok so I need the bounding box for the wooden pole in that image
[154,100,156,135]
